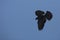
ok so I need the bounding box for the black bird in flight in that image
[35,10,53,30]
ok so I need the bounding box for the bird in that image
[35,10,53,30]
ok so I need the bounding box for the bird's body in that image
[37,16,46,30]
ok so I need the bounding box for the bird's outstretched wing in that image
[45,11,53,20]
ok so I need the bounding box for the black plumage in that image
[35,10,53,30]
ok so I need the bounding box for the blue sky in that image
[0,0,60,40]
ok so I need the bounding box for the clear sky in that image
[0,0,60,40]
